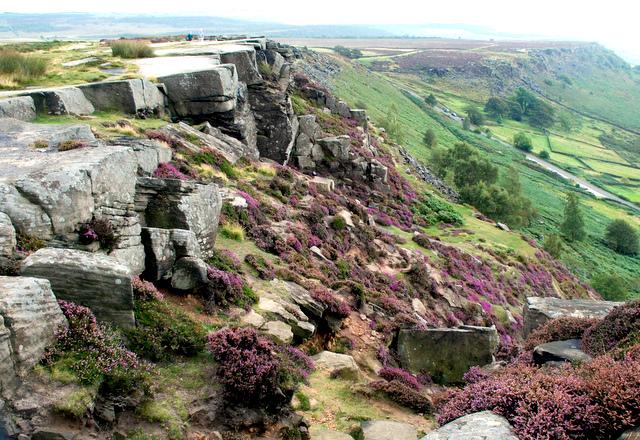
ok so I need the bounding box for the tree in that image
[513,132,533,152]
[424,129,438,148]
[512,87,537,115]
[561,192,585,242]
[465,107,485,126]
[528,100,555,128]
[484,97,509,119]
[604,219,639,255]
[382,103,404,143]
[425,94,438,107]
[590,273,629,301]
[543,233,564,258]
[462,117,471,130]
[539,150,550,159]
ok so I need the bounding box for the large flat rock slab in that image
[533,339,592,365]
[397,326,498,384]
[524,296,622,336]
[422,411,518,440]
[20,248,135,328]
[79,78,163,116]
[28,87,95,116]
[134,55,221,77]
[0,96,36,121]
[361,421,416,440]
[0,276,65,382]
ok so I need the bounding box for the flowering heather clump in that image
[131,276,164,301]
[145,129,176,146]
[207,327,313,409]
[153,162,189,180]
[524,316,600,350]
[379,367,422,391]
[462,366,490,384]
[79,228,98,244]
[583,300,640,357]
[310,287,351,318]
[204,266,256,309]
[46,301,149,395]
[245,254,276,280]
[370,380,432,413]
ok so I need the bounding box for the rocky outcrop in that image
[0,117,94,149]
[399,148,459,202]
[361,421,417,440]
[135,177,222,259]
[28,87,95,116]
[263,320,294,344]
[397,326,498,383]
[422,411,518,440]
[0,276,65,391]
[312,351,361,380]
[79,79,164,116]
[0,96,36,121]
[533,339,592,365]
[141,227,202,281]
[20,248,135,328]
[312,431,354,440]
[0,212,16,259]
[523,296,622,336]
[220,49,262,86]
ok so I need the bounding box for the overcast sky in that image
[4,0,639,62]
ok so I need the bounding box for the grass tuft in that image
[111,41,154,59]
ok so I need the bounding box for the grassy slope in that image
[329,56,640,296]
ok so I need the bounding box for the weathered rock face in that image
[171,257,208,291]
[0,117,94,150]
[20,248,135,328]
[135,178,221,258]
[0,96,36,121]
[28,87,95,116]
[422,411,518,440]
[206,81,258,149]
[159,66,239,117]
[0,212,16,258]
[311,431,354,440]
[312,351,361,380]
[141,227,201,281]
[79,79,164,116]
[533,339,592,365]
[397,326,499,383]
[361,421,417,440]
[263,320,294,344]
[523,296,622,336]
[220,49,262,86]
[0,276,66,391]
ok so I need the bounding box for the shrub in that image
[131,276,164,301]
[604,219,639,256]
[524,317,600,350]
[220,222,245,241]
[125,295,206,361]
[111,41,154,59]
[45,301,150,396]
[153,162,189,180]
[330,216,347,231]
[245,254,276,280]
[413,193,463,226]
[310,287,351,318]
[583,301,640,356]
[58,140,88,152]
[379,367,422,391]
[513,132,533,152]
[462,366,489,384]
[370,380,432,413]
[31,139,48,149]
[590,273,629,301]
[203,267,256,310]
[208,249,242,273]
[539,150,550,159]
[543,233,563,258]
[207,328,313,409]
[78,218,116,251]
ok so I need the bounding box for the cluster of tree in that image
[484,87,555,128]
[424,128,437,148]
[424,94,438,107]
[431,143,535,226]
[513,132,533,152]
[333,45,363,59]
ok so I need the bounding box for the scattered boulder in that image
[0,212,16,258]
[316,136,351,162]
[312,351,360,380]
[311,431,353,440]
[361,421,417,440]
[159,66,238,117]
[349,109,368,129]
[397,326,498,383]
[241,309,266,328]
[310,176,335,192]
[619,426,640,440]
[0,276,65,390]
[524,296,622,336]
[533,339,592,365]
[79,79,164,116]
[422,411,518,440]
[0,96,36,121]
[141,227,201,281]
[20,248,135,328]
[136,178,222,258]
[263,320,294,344]
[171,257,209,291]
[28,87,95,116]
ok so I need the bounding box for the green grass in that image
[581,159,640,180]
[0,49,47,87]
[111,41,154,59]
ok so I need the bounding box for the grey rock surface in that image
[263,320,294,344]
[220,49,262,86]
[0,96,36,121]
[28,87,95,116]
[397,326,498,383]
[311,431,353,440]
[0,212,16,258]
[21,248,135,328]
[0,276,65,392]
[170,257,208,291]
[524,296,622,336]
[422,411,518,440]
[533,339,592,365]
[79,79,163,115]
[141,227,201,281]
[361,421,416,440]
[312,351,360,379]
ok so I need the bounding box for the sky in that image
[3,0,640,62]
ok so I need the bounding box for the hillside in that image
[0,37,638,440]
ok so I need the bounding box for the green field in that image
[581,158,640,179]
[328,54,640,295]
